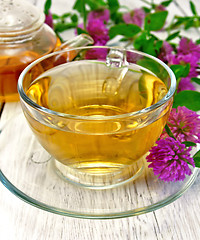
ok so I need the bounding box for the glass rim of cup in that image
[18,45,176,121]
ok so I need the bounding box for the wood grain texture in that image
[0,1,200,240]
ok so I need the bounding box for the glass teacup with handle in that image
[18,46,176,189]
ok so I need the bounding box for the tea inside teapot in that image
[0,0,93,102]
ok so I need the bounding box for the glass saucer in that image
[0,112,198,219]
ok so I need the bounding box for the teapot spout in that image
[55,34,94,51]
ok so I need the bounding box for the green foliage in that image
[73,0,82,13]
[143,7,151,14]
[173,91,200,111]
[144,11,168,32]
[107,0,121,23]
[166,31,180,41]
[182,141,197,147]
[196,39,200,44]
[190,0,197,16]
[54,22,77,33]
[169,16,200,30]
[191,77,200,85]
[71,14,78,23]
[161,0,173,7]
[44,0,52,15]
[109,24,141,39]
[170,64,190,80]
[134,33,163,56]
[86,0,106,10]
[76,27,88,35]
[73,0,106,12]
[143,37,163,56]
[107,0,120,14]
[52,12,79,34]
[193,150,200,168]
[165,125,176,140]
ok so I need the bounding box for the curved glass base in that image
[53,158,144,189]
[0,112,199,219]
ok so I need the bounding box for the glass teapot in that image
[0,0,93,102]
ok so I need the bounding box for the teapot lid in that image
[0,0,45,37]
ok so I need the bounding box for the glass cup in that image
[18,46,176,189]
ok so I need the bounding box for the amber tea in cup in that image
[18,46,176,189]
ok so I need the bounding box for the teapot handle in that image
[55,34,94,51]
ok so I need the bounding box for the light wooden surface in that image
[1,1,200,239]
